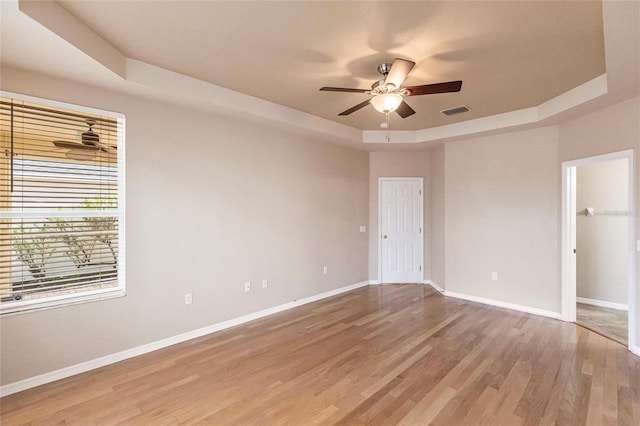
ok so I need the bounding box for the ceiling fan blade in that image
[338,99,371,116]
[98,149,117,160]
[405,80,463,96]
[384,58,415,89]
[65,150,97,161]
[92,140,114,151]
[53,140,98,151]
[395,101,416,119]
[320,87,369,93]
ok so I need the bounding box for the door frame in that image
[561,149,637,354]
[378,177,424,284]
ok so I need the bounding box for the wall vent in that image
[440,105,470,116]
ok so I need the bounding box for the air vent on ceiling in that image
[440,105,470,116]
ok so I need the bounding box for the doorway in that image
[561,150,637,352]
[378,178,423,284]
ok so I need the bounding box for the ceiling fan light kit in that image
[371,93,403,113]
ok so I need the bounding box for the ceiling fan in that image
[320,58,462,119]
[52,119,116,160]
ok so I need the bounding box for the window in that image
[0,93,125,315]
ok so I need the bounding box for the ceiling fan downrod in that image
[377,62,392,77]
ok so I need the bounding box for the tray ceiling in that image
[38,0,607,131]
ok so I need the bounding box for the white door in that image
[380,178,423,283]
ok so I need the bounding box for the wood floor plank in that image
[459,385,499,425]
[1,284,639,425]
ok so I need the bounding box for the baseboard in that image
[631,344,640,357]
[423,280,444,293]
[576,297,628,311]
[444,290,561,320]
[369,280,381,285]
[0,280,370,398]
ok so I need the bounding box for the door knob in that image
[383,235,388,239]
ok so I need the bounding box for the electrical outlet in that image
[185,293,193,305]
[244,282,251,292]
[491,272,498,281]
[262,279,268,289]
[323,266,328,275]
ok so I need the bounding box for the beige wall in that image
[444,127,561,312]
[576,158,629,305]
[368,151,431,281]
[429,145,446,288]
[0,68,369,386]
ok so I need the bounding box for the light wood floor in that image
[2,285,639,425]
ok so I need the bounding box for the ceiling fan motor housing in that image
[82,130,99,146]
[377,63,392,76]
[81,119,99,146]
[371,79,385,91]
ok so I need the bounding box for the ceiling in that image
[1,1,607,132]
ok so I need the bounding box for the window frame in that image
[0,91,126,315]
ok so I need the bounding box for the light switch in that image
[359,226,367,233]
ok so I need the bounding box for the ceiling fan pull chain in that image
[386,112,390,142]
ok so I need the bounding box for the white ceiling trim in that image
[18,0,126,78]
[125,58,362,145]
[13,0,629,149]
[126,58,606,147]
[363,74,608,144]
[537,74,608,121]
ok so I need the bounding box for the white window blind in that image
[0,94,125,314]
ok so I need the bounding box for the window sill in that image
[0,285,125,316]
